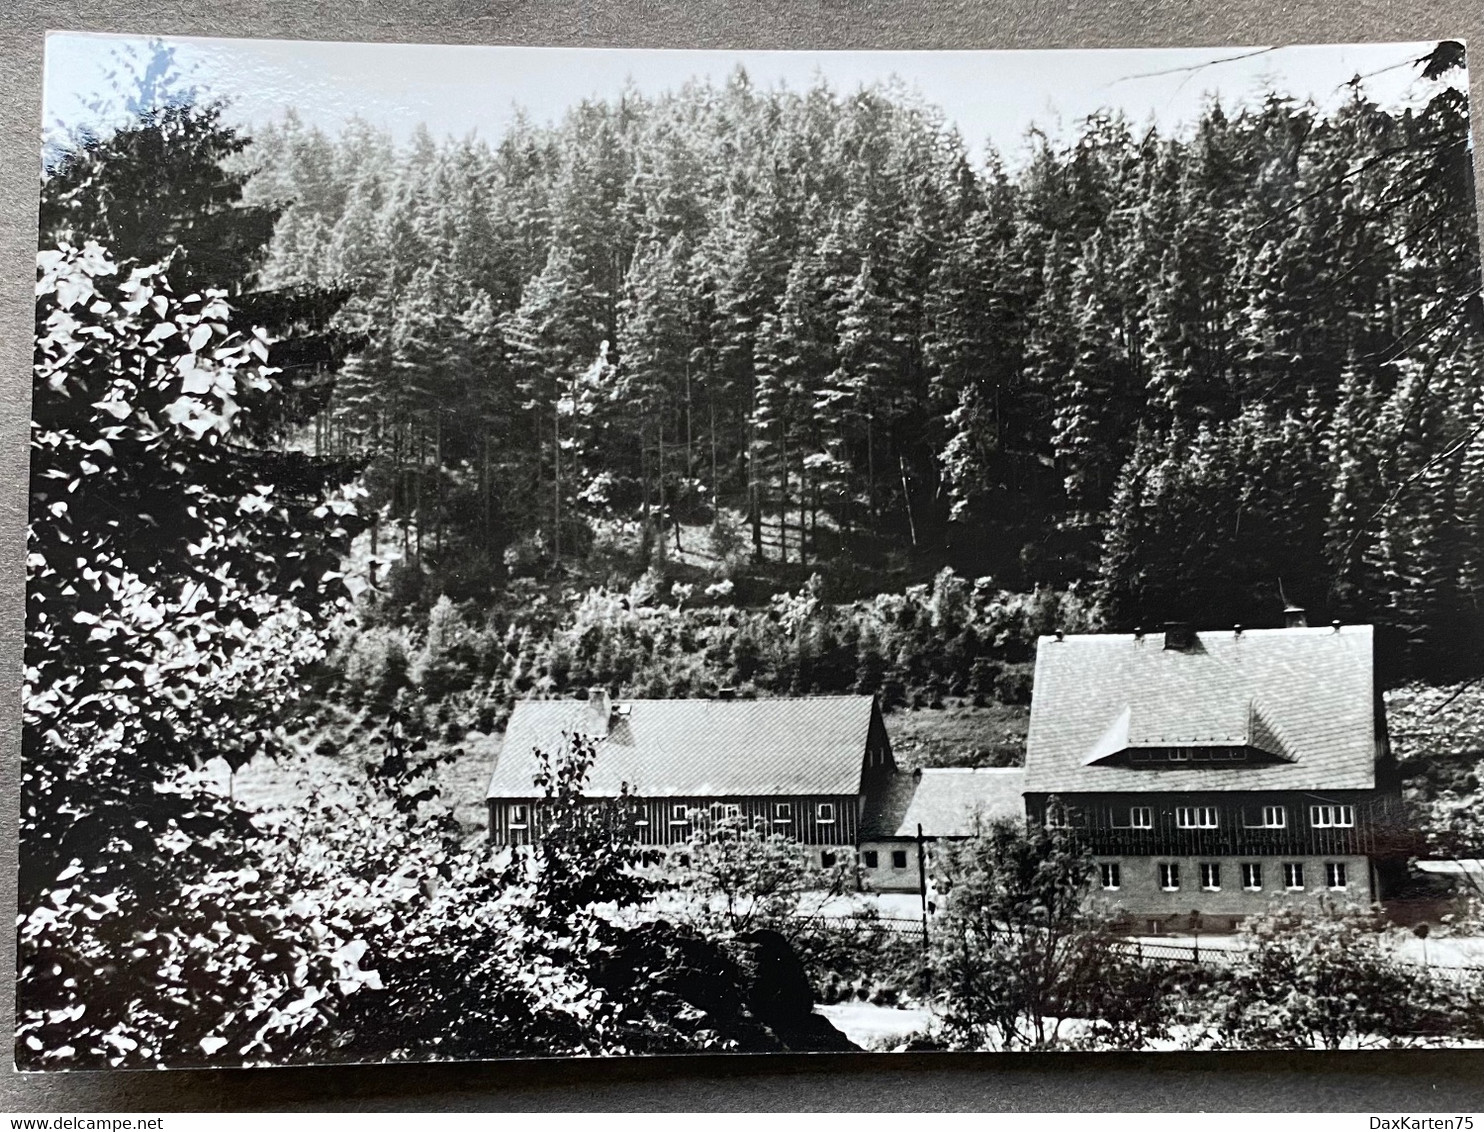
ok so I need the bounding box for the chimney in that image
[587,686,611,725]
[717,686,737,701]
[1284,604,1308,629]
[1163,621,1195,651]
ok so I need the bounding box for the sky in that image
[41,32,1462,166]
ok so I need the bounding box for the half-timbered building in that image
[1023,615,1406,932]
[486,691,895,867]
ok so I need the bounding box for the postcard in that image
[19,31,1483,1069]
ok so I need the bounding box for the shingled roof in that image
[487,695,882,799]
[860,768,1027,839]
[1024,625,1380,794]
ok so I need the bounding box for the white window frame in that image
[1241,862,1263,891]
[1199,862,1221,891]
[1243,805,1286,829]
[1310,804,1355,828]
[669,804,690,825]
[1100,862,1121,891]
[1176,806,1219,829]
[508,803,529,829]
[723,803,741,820]
[1159,862,1180,891]
[1046,803,1082,829]
[1325,862,1348,890]
[1111,805,1154,829]
[773,802,793,823]
[816,802,836,824]
[1283,862,1306,890]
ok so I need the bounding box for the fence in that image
[1116,938,1482,983]
[813,913,926,941]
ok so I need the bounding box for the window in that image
[1159,863,1180,891]
[1283,862,1305,890]
[1046,803,1082,828]
[1241,863,1263,891]
[670,804,689,825]
[1310,804,1355,828]
[816,802,836,824]
[1129,747,1247,765]
[627,803,649,827]
[1100,862,1121,890]
[1243,805,1286,829]
[723,803,741,820]
[678,853,692,868]
[1110,805,1154,829]
[1199,863,1221,891]
[892,849,909,870]
[774,802,793,823]
[1325,862,1348,889]
[1176,806,1219,829]
[508,803,528,828]
[820,850,837,868]
[863,850,879,869]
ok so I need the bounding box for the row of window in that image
[1098,860,1349,892]
[637,847,846,869]
[862,849,911,870]
[1127,747,1249,765]
[506,800,839,828]
[1055,803,1356,831]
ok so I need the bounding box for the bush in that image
[929,817,1167,1050]
[1188,901,1466,1049]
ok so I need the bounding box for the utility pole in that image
[917,821,931,994]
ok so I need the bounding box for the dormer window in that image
[1126,747,1248,766]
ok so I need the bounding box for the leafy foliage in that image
[929,816,1167,1050]
[1187,902,1472,1049]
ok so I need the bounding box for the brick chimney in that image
[1284,604,1308,629]
[1163,621,1196,651]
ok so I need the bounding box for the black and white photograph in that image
[18,30,1484,1071]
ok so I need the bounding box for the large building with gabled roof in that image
[486,691,896,864]
[1023,615,1406,932]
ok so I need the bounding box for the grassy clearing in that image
[886,699,1028,770]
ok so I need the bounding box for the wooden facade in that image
[487,792,864,848]
[1023,790,1411,860]
[485,694,893,855]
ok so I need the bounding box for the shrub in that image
[1189,901,1462,1049]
